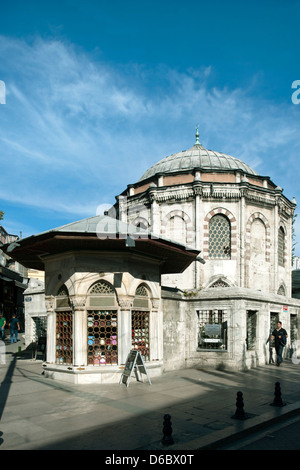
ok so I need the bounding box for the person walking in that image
[9,313,20,344]
[271,321,288,366]
[0,314,6,340]
[266,329,275,364]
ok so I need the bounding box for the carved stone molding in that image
[45,297,55,312]
[151,299,160,310]
[70,296,86,310]
[118,297,134,309]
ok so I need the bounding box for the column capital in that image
[45,296,55,312]
[70,296,86,310]
[151,299,160,311]
[118,297,134,309]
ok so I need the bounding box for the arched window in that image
[209,214,231,259]
[56,284,70,308]
[132,284,150,361]
[87,280,117,366]
[209,279,230,288]
[57,285,69,297]
[134,217,149,231]
[277,285,286,296]
[278,227,285,267]
[89,280,114,295]
[55,285,72,365]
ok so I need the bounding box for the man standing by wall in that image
[271,321,288,366]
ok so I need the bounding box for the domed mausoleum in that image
[3,130,300,380]
[112,130,300,370]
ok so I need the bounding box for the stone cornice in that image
[162,286,300,307]
[124,181,295,219]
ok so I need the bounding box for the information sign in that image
[120,350,151,387]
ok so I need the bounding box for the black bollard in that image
[271,381,286,407]
[161,414,174,445]
[232,391,248,420]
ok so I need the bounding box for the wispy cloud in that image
[0,35,299,248]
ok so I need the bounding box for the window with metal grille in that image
[56,311,73,364]
[209,214,231,259]
[87,310,118,366]
[278,227,285,267]
[90,280,114,294]
[246,311,257,350]
[133,284,149,309]
[269,312,279,347]
[209,279,230,288]
[290,314,297,343]
[57,285,69,296]
[197,310,227,350]
[135,285,148,296]
[88,280,116,308]
[132,311,150,361]
[132,284,150,360]
[270,312,279,331]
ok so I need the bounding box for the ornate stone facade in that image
[112,134,300,370]
[5,132,300,377]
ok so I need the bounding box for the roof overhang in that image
[1,227,202,274]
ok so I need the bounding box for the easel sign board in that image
[120,350,151,387]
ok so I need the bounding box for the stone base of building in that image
[162,286,300,373]
[41,360,163,385]
[182,348,290,371]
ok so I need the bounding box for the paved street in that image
[0,337,300,452]
[217,414,300,450]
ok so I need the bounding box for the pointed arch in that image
[278,222,287,267]
[277,284,286,296]
[203,208,237,260]
[87,279,118,366]
[246,212,270,262]
[161,210,194,245]
[132,282,150,361]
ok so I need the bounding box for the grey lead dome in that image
[138,142,258,182]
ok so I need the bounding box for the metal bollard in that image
[271,381,286,407]
[161,413,174,445]
[232,391,248,420]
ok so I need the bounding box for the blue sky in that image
[0,0,300,257]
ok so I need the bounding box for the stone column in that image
[118,298,133,364]
[239,193,245,287]
[274,199,279,292]
[150,298,162,361]
[117,195,128,224]
[70,297,87,367]
[149,191,160,236]
[45,297,55,364]
[231,298,246,369]
[193,185,202,289]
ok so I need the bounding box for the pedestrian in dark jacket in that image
[9,314,20,344]
[271,321,288,366]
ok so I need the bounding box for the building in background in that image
[0,225,28,330]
